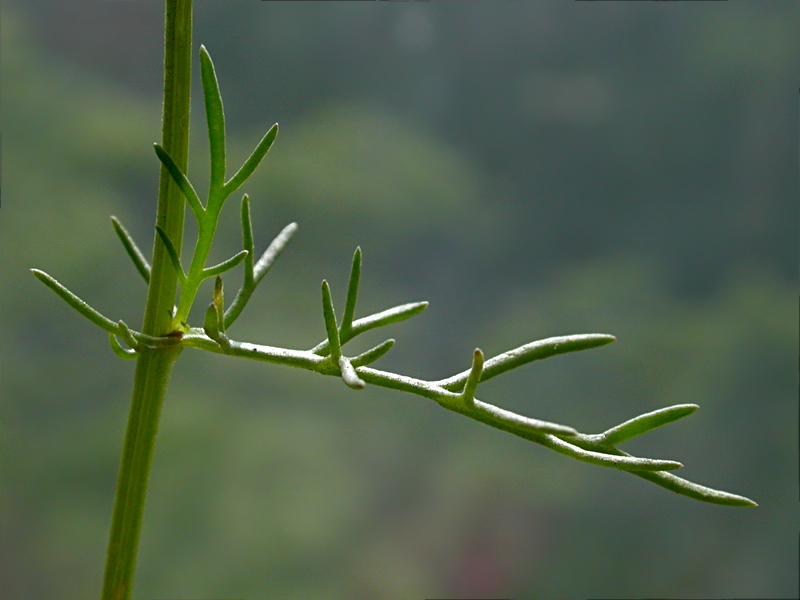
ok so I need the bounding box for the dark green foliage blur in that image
[1,2,796,599]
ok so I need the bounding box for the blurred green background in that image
[1,1,797,599]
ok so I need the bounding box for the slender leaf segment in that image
[461,348,484,406]
[111,217,152,283]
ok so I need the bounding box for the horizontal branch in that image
[33,255,754,506]
[182,331,323,370]
[182,332,678,456]
[178,329,756,505]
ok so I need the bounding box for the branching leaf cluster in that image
[31,46,756,509]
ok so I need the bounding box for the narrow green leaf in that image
[311,300,429,355]
[111,216,151,283]
[338,356,365,389]
[253,222,298,284]
[221,195,254,331]
[341,247,361,334]
[350,339,395,368]
[631,470,758,507]
[240,194,255,285]
[348,301,428,339]
[438,333,616,391]
[30,269,119,335]
[224,123,278,197]
[155,226,186,283]
[153,144,204,219]
[203,301,220,344]
[109,333,138,359]
[223,221,298,330]
[461,348,484,405]
[212,275,225,330]
[199,45,226,192]
[202,249,248,279]
[321,280,342,359]
[538,434,684,471]
[449,396,579,436]
[601,404,699,446]
[203,300,230,350]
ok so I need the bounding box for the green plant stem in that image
[101,1,193,599]
[144,0,192,338]
[101,348,181,600]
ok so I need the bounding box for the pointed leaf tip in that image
[111,216,151,283]
[342,247,363,333]
[462,348,484,404]
[30,268,119,334]
[321,280,342,358]
[351,339,395,367]
[153,144,204,218]
[200,42,226,193]
[339,356,366,389]
[601,403,700,446]
[155,225,186,282]
[224,123,278,196]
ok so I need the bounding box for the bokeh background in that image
[2,1,797,599]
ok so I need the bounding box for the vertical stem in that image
[101,1,192,599]
[144,0,193,337]
[101,348,181,600]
